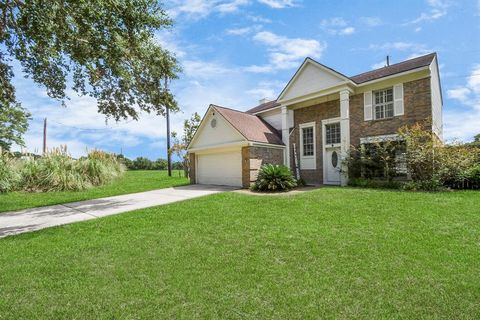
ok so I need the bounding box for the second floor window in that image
[374,88,394,120]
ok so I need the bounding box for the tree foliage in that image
[0,55,30,150]
[171,112,201,176]
[0,0,180,123]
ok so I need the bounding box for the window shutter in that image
[364,91,373,121]
[393,83,404,116]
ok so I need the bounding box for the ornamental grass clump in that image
[0,152,21,193]
[251,164,297,192]
[0,147,125,193]
[76,150,125,186]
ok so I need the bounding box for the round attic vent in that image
[210,118,217,128]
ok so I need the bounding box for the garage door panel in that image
[197,151,242,187]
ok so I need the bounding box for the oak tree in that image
[0,0,180,148]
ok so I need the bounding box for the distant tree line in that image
[117,155,183,171]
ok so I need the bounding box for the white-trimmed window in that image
[374,88,394,120]
[299,122,316,170]
[325,123,341,145]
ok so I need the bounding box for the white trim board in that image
[321,117,342,185]
[299,121,316,170]
[360,134,400,144]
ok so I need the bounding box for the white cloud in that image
[371,61,387,69]
[182,60,232,79]
[360,16,383,27]
[245,31,326,73]
[246,80,285,100]
[368,42,433,60]
[217,0,249,12]
[444,64,480,141]
[246,14,272,23]
[406,0,451,24]
[168,0,250,19]
[447,87,471,103]
[226,25,261,35]
[320,17,355,35]
[257,0,297,9]
[339,27,355,35]
[154,30,186,58]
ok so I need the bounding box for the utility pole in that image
[42,118,47,155]
[165,77,172,177]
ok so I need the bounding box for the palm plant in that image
[251,164,297,192]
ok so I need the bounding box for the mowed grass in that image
[1,188,480,319]
[0,170,188,212]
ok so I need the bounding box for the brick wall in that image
[290,99,340,184]
[350,77,432,146]
[188,153,196,184]
[242,146,284,188]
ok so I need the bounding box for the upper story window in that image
[325,123,341,145]
[302,126,314,156]
[374,88,394,120]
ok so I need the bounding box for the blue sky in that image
[12,0,480,159]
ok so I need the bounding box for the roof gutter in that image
[248,141,285,149]
[355,66,430,86]
[188,141,249,153]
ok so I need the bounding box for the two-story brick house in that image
[187,53,443,187]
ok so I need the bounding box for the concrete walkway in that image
[0,185,235,238]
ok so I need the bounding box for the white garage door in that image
[197,150,242,187]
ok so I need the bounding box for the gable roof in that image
[212,105,284,145]
[276,57,354,103]
[246,52,437,114]
[350,52,436,84]
[246,100,280,114]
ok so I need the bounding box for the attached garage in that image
[196,150,242,187]
[188,104,285,188]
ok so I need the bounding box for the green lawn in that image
[1,188,480,319]
[0,170,188,212]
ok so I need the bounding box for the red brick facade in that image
[290,77,433,185]
[188,153,196,184]
[290,99,340,184]
[350,77,432,146]
[242,146,284,188]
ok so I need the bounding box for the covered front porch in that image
[275,58,356,186]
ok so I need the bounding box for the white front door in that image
[324,147,341,185]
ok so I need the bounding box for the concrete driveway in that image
[0,184,236,238]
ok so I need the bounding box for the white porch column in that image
[281,105,290,168]
[339,90,351,186]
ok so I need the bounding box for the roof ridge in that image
[350,52,436,78]
[211,104,253,115]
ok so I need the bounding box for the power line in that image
[38,118,136,132]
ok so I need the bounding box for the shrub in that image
[344,140,406,182]
[402,178,444,192]
[0,153,21,193]
[348,178,403,190]
[399,121,480,190]
[251,164,297,192]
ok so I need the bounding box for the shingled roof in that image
[245,100,281,114]
[212,105,284,145]
[246,53,437,114]
[350,53,436,84]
